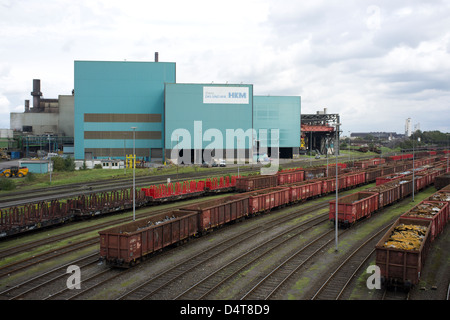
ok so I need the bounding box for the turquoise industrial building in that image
[74,57,301,164]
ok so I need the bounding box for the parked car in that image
[219,159,226,167]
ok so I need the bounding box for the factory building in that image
[165,83,254,164]
[73,56,302,164]
[10,79,74,137]
[253,96,301,159]
[74,60,176,160]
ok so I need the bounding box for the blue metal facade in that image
[253,96,301,148]
[74,61,176,160]
[164,83,253,157]
[73,61,301,162]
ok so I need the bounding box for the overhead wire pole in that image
[335,122,341,252]
[131,126,137,221]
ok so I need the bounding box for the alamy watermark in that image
[366,265,381,290]
[170,121,280,175]
[66,265,81,290]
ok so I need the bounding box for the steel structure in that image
[301,112,340,156]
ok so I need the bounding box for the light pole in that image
[412,136,420,202]
[131,127,137,221]
[326,136,329,177]
[335,122,341,252]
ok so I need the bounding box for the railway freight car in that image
[277,170,305,185]
[329,192,379,226]
[235,175,278,192]
[426,190,450,203]
[232,187,291,215]
[435,173,450,190]
[400,201,448,242]
[375,218,432,288]
[181,195,250,234]
[286,180,322,203]
[366,182,402,208]
[99,210,199,267]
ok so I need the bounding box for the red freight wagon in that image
[318,177,336,194]
[99,210,199,267]
[182,196,249,233]
[304,167,326,180]
[342,172,366,189]
[235,175,278,192]
[381,165,396,176]
[401,201,448,242]
[287,180,322,203]
[376,173,407,186]
[329,192,379,226]
[277,170,304,185]
[375,218,432,288]
[240,187,290,214]
[366,181,402,209]
[427,190,450,204]
[365,168,383,182]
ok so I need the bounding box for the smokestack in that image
[155,52,159,62]
[31,79,42,110]
[25,100,30,112]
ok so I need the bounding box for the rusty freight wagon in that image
[375,218,432,288]
[366,181,402,209]
[287,180,322,203]
[426,190,450,204]
[329,192,379,226]
[435,173,450,190]
[277,170,305,185]
[99,210,199,267]
[235,175,278,192]
[237,187,290,214]
[400,201,448,242]
[181,196,249,233]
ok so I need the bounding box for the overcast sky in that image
[1,0,449,134]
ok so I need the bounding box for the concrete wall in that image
[10,112,59,135]
[58,95,74,136]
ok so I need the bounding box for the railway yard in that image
[0,155,449,303]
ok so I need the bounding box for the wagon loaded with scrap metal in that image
[98,154,449,267]
[375,188,449,289]
[329,162,448,227]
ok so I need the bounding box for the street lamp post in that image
[131,127,137,221]
[412,136,421,202]
[335,122,341,252]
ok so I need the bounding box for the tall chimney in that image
[25,100,30,112]
[31,79,42,110]
[155,52,159,62]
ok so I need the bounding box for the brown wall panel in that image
[85,148,150,157]
[84,131,161,140]
[84,113,161,123]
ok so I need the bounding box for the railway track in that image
[309,222,394,300]
[0,254,97,300]
[0,194,231,280]
[0,154,377,208]
[0,166,255,208]
[116,200,330,300]
[174,213,329,300]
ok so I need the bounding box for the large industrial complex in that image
[5,54,345,165]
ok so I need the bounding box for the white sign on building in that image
[203,87,249,104]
